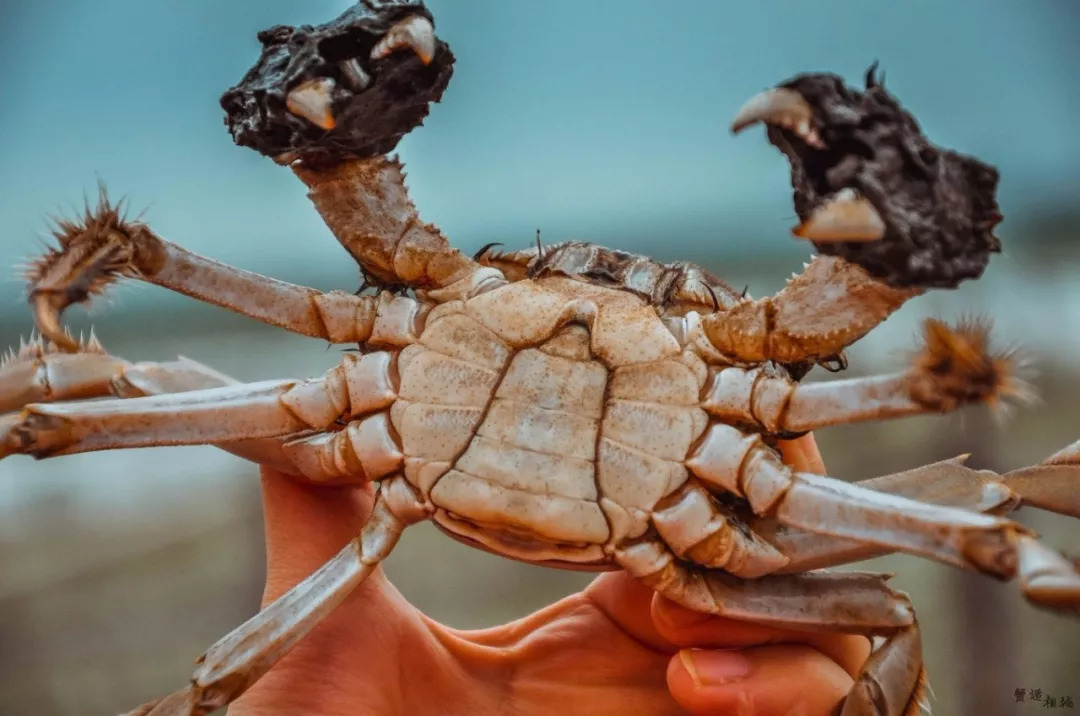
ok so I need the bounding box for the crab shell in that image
[374,274,724,567]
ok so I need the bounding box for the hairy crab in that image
[1,2,1078,714]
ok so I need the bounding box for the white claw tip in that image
[731,87,824,148]
[371,15,436,65]
[286,77,337,130]
[792,188,886,243]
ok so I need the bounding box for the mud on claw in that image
[2,2,1078,716]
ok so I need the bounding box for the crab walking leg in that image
[618,540,915,631]
[0,343,306,473]
[0,333,244,412]
[1,380,306,458]
[651,480,790,578]
[114,361,302,475]
[0,336,130,412]
[688,426,1080,611]
[758,458,1020,573]
[841,626,928,716]
[695,255,921,364]
[707,360,1008,435]
[617,540,926,716]
[0,350,402,465]
[81,245,377,341]
[706,315,1025,432]
[10,284,423,399]
[127,477,426,716]
[26,197,392,350]
[1001,438,1080,519]
[290,156,506,300]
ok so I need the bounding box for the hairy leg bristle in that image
[23,185,146,351]
[27,183,143,283]
[0,329,106,368]
[905,317,1036,415]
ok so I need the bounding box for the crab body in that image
[400,277,688,567]
[316,269,769,571]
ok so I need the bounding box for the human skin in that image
[231,433,871,715]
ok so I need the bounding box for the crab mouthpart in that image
[731,87,824,149]
[792,188,886,243]
[371,15,436,65]
[286,78,337,130]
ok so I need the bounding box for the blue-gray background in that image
[3,0,1079,280]
[1,2,1078,714]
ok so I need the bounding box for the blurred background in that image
[2,1,1079,714]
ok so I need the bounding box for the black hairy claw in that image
[766,67,1003,289]
[221,1,454,168]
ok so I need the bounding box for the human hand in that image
[231,434,870,715]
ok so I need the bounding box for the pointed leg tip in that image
[129,686,213,716]
[31,294,80,354]
[1024,574,1080,615]
[0,414,19,461]
[1017,535,1080,616]
[905,669,934,716]
[980,481,1021,512]
[123,684,207,716]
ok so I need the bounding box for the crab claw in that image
[371,15,436,65]
[792,188,886,243]
[222,3,454,166]
[731,87,824,148]
[729,69,1003,289]
[732,84,883,244]
[286,78,337,130]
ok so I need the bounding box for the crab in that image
[1,2,1078,715]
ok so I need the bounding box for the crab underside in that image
[1,3,1078,715]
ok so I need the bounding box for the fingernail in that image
[680,649,753,687]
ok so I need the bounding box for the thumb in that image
[668,645,853,715]
[232,473,410,714]
[258,467,375,603]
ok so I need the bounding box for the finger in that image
[582,571,676,652]
[234,470,412,716]
[668,644,853,716]
[777,432,827,474]
[259,467,375,602]
[652,596,871,678]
